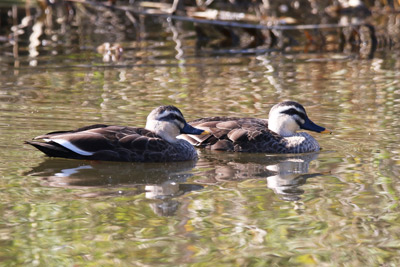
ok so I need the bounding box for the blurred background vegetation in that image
[0,0,399,60]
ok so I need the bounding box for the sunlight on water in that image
[1,52,400,265]
[1,3,400,266]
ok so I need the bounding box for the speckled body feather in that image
[26,124,198,162]
[26,105,206,162]
[181,117,320,153]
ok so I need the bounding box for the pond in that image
[1,1,400,266]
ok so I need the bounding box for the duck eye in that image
[282,108,301,116]
[282,108,297,115]
[282,108,306,121]
[160,113,185,124]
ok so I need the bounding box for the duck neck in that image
[146,120,179,143]
[268,122,295,137]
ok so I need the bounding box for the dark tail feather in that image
[25,141,85,159]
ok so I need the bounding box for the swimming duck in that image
[26,105,208,162]
[180,101,331,153]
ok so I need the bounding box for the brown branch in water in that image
[66,0,365,31]
[65,0,384,56]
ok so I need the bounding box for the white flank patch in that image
[49,138,94,156]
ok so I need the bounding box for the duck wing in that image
[26,124,190,162]
[183,117,289,153]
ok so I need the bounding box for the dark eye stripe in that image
[281,108,307,121]
[159,113,186,124]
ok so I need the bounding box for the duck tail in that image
[25,141,83,159]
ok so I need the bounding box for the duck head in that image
[268,101,331,137]
[146,105,208,142]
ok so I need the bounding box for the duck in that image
[26,105,208,162]
[179,101,331,154]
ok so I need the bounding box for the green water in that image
[1,3,400,266]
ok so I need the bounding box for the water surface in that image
[1,3,400,266]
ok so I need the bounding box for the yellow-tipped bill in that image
[320,129,332,134]
[321,129,332,134]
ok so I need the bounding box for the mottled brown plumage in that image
[180,101,330,153]
[26,106,207,162]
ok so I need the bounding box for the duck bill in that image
[301,118,331,134]
[181,123,209,135]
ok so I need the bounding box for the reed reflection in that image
[195,150,322,201]
[26,159,202,216]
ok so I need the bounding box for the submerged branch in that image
[66,0,365,31]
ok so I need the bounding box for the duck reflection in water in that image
[195,150,323,201]
[264,154,321,201]
[26,159,202,216]
[27,150,324,216]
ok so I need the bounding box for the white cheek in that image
[145,119,158,131]
[289,122,299,132]
[285,118,300,132]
